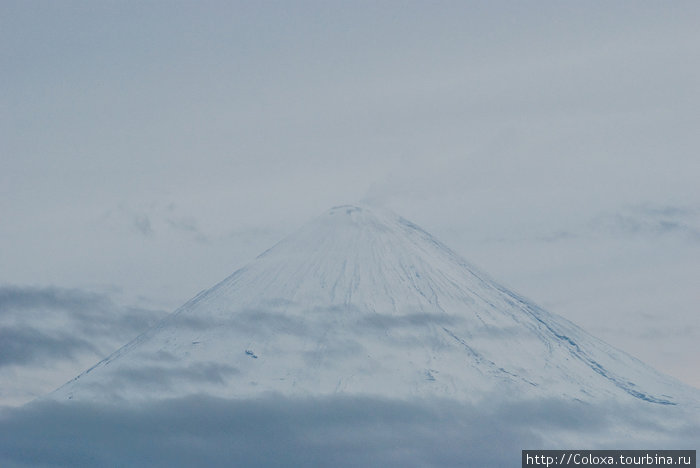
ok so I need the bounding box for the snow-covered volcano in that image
[51,205,699,406]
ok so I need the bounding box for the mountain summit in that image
[52,205,698,406]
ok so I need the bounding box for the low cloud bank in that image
[0,285,167,405]
[1,395,698,467]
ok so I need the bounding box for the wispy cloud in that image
[0,327,98,367]
[98,202,212,242]
[485,203,700,245]
[0,285,165,340]
[590,204,700,242]
[111,363,239,390]
[132,214,153,237]
[166,216,208,243]
[0,286,109,314]
[0,285,167,405]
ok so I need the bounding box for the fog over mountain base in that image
[1,395,698,468]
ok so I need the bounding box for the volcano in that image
[51,205,699,407]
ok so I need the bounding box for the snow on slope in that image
[50,205,700,407]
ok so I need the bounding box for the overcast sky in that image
[1,1,699,410]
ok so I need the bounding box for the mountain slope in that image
[51,205,699,407]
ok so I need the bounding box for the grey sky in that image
[1,0,699,405]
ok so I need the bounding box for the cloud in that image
[166,216,208,243]
[111,363,240,390]
[535,230,578,243]
[482,203,700,246]
[226,309,313,337]
[591,204,700,242]
[0,285,167,405]
[0,395,697,468]
[0,286,109,315]
[357,312,459,329]
[99,202,213,242]
[0,285,166,342]
[0,327,98,367]
[132,214,153,237]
